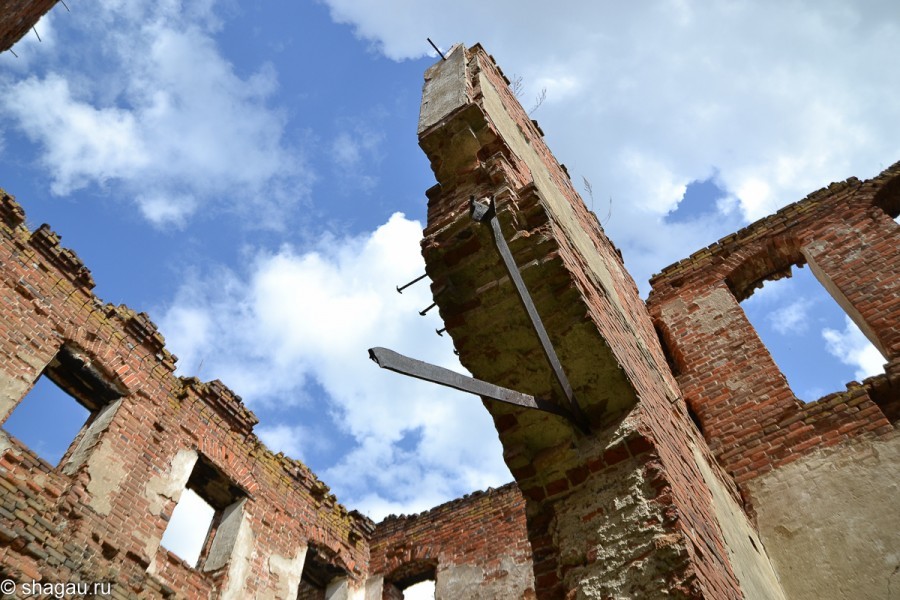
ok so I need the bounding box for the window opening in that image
[160,488,215,566]
[1,345,121,466]
[160,454,247,571]
[740,264,883,402]
[3,376,90,465]
[389,561,437,600]
[296,546,346,600]
[402,579,436,600]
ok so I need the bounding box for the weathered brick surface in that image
[418,44,763,599]
[648,165,900,495]
[370,483,534,597]
[0,190,372,598]
[0,0,57,52]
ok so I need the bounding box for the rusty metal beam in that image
[471,197,590,431]
[368,347,575,421]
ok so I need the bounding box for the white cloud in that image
[2,75,148,193]
[768,298,811,335]
[1,1,309,227]
[158,213,510,519]
[822,317,885,381]
[135,193,198,228]
[257,423,325,462]
[321,0,900,289]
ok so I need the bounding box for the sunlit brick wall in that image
[647,164,900,488]
[0,190,371,598]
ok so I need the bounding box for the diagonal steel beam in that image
[368,347,575,420]
[472,196,590,431]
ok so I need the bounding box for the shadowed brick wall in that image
[0,0,57,52]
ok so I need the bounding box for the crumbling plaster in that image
[749,432,900,600]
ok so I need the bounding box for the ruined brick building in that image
[0,19,898,600]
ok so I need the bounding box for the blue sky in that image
[2,0,898,538]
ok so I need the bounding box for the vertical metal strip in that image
[477,198,590,432]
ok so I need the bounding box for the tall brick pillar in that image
[0,0,58,52]
[418,44,785,599]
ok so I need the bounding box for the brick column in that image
[418,44,784,600]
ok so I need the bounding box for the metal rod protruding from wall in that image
[427,38,446,60]
[418,302,437,316]
[436,327,447,336]
[396,273,427,294]
[369,347,574,419]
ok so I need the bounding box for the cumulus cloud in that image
[322,0,900,288]
[822,317,886,381]
[158,214,510,518]
[768,298,811,335]
[1,1,309,228]
[256,423,329,462]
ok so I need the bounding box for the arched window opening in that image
[740,263,883,402]
[386,560,437,600]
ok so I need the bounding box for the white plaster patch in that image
[325,577,366,600]
[219,503,256,600]
[418,44,467,135]
[264,545,309,600]
[85,438,128,516]
[749,433,900,600]
[63,398,122,475]
[436,555,533,600]
[553,453,685,597]
[0,371,31,422]
[142,449,198,558]
[688,286,740,336]
[144,449,198,514]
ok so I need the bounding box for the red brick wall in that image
[370,483,533,596]
[0,0,57,52]
[0,190,372,597]
[648,164,900,495]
